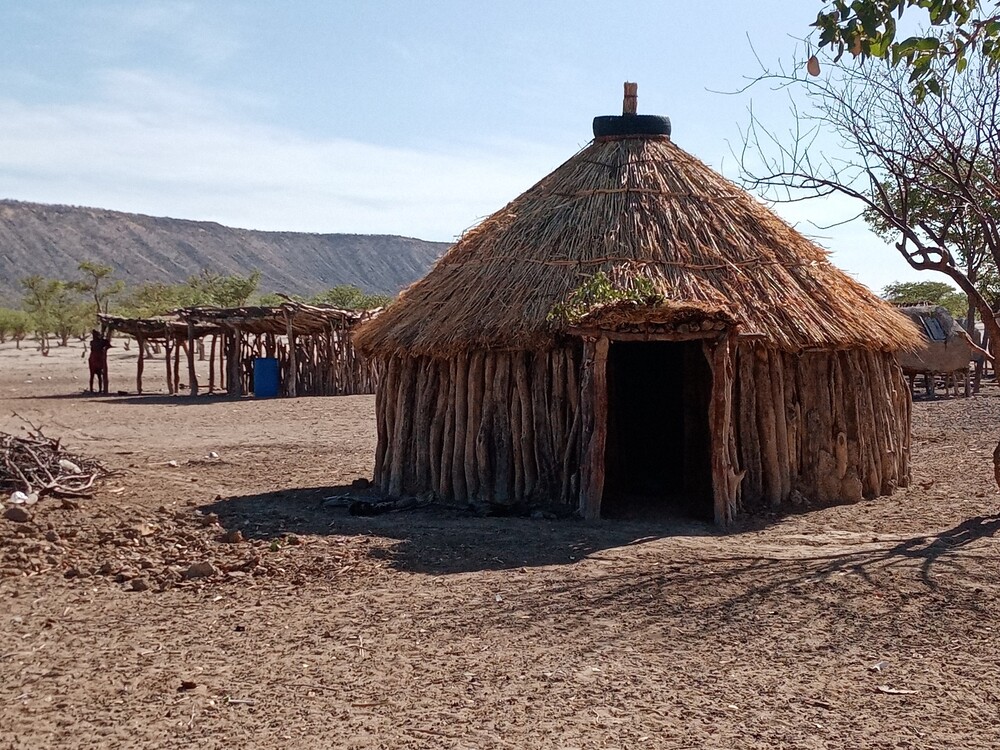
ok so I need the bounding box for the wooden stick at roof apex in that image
[623,82,638,115]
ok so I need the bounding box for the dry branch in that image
[1,424,111,498]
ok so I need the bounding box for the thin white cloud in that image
[75,2,244,69]
[0,71,563,241]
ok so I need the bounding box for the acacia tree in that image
[881,279,968,316]
[20,275,61,354]
[186,269,262,307]
[70,261,124,322]
[866,169,1000,328]
[740,51,1000,351]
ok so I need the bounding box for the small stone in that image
[63,567,80,579]
[130,577,151,592]
[223,529,244,544]
[97,561,117,576]
[60,499,79,511]
[58,459,82,474]
[286,534,301,546]
[200,513,220,527]
[138,558,155,569]
[44,530,60,543]
[183,560,217,579]
[4,506,32,523]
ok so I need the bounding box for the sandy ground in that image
[2,340,1000,749]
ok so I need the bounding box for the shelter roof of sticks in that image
[101,301,379,340]
[355,88,921,357]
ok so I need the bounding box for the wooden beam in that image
[163,326,174,396]
[187,321,199,397]
[227,332,243,398]
[136,335,145,395]
[707,332,744,525]
[286,312,297,397]
[565,327,722,342]
[578,336,610,520]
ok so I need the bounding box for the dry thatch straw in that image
[355,135,921,356]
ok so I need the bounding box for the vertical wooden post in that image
[136,335,145,395]
[186,321,199,397]
[578,336,609,520]
[286,312,297,398]
[227,332,243,398]
[218,332,226,391]
[163,327,174,396]
[707,332,742,525]
[208,335,216,393]
[173,339,181,395]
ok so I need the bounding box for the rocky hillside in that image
[0,199,449,301]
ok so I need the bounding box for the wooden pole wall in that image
[372,341,910,521]
[374,346,583,506]
[732,344,910,511]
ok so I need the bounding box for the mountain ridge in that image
[0,199,449,302]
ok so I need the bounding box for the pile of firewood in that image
[2,428,110,498]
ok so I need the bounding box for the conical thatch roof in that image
[356,130,921,357]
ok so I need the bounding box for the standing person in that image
[88,330,112,394]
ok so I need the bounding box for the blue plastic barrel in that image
[253,357,280,398]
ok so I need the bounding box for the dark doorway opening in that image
[602,340,714,520]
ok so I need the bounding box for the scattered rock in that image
[97,561,118,576]
[4,506,32,523]
[223,529,244,544]
[130,577,151,592]
[58,459,82,474]
[183,560,218,579]
[200,513,220,527]
[44,530,60,543]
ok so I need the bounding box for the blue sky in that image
[0,1,935,292]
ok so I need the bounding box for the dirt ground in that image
[2,340,1000,749]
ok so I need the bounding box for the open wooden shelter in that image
[354,84,922,524]
[181,301,379,397]
[101,301,378,398]
[99,313,223,395]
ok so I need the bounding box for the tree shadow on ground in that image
[527,514,1000,629]
[201,484,720,575]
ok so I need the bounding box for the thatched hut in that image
[355,84,921,524]
[896,304,974,398]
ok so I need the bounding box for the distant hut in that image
[895,304,974,398]
[354,84,921,524]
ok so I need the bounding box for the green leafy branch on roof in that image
[547,271,663,325]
